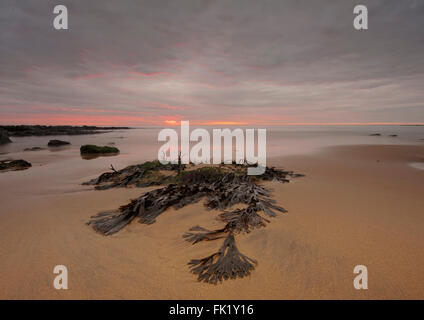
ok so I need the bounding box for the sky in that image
[1,0,423,126]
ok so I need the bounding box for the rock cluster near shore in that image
[369,133,399,137]
[85,160,303,284]
[0,159,32,172]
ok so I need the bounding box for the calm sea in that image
[0,125,423,197]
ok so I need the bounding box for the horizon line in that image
[1,122,424,127]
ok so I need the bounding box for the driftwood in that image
[86,162,303,283]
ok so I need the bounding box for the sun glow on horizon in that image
[164,120,178,125]
[1,113,423,127]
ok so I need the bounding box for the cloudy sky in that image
[1,0,423,126]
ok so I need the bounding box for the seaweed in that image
[188,233,257,284]
[85,161,303,283]
[183,225,230,244]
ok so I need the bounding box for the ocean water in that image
[0,125,423,197]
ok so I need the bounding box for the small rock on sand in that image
[24,147,45,151]
[48,140,71,147]
[0,159,32,172]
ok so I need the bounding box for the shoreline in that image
[0,144,423,299]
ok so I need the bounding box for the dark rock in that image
[0,159,31,172]
[0,125,130,137]
[24,147,45,151]
[81,160,185,189]
[80,145,120,154]
[81,153,120,160]
[369,133,381,136]
[0,129,11,144]
[48,140,71,147]
[388,134,398,137]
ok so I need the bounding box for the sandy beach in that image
[2,0,424,306]
[0,143,423,299]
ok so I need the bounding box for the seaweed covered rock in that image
[0,159,31,172]
[0,129,11,144]
[80,144,120,154]
[48,139,70,147]
[85,161,303,284]
[83,160,185,189]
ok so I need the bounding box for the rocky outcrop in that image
[80,145,119,154]
[82,160,182,188]
[80,145,120,159]
[0,125,130,137]
[24,147,45,151]
[0,129,11,144]
[0,159,31,172]
[48,140,71,147]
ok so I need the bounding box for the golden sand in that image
[0,144,423,299]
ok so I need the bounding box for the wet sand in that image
[0,144,423,299]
